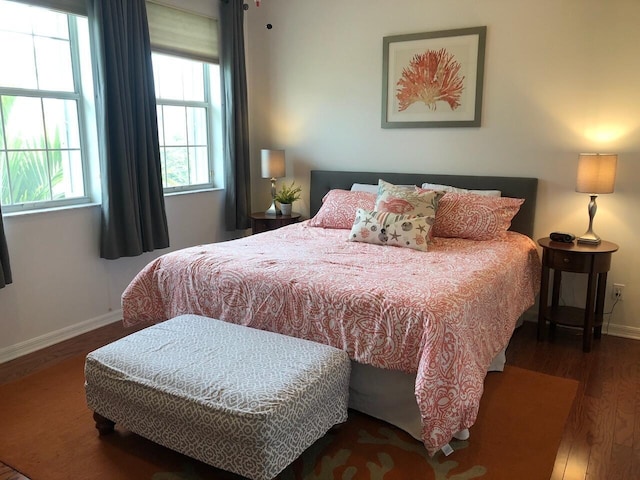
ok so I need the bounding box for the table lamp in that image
[575,153,617,245]
[261,149,286,215]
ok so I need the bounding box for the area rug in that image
[0,355,577,480]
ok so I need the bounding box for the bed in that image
[121,170,541,456]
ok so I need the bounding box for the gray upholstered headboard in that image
[310,170,538,238]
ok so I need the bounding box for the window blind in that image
[13,1,219,64]
[146,1,219,64]
[15,0,86,16]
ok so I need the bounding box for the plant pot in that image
[280,203,292,215]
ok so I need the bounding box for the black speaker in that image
[550,232,575,243]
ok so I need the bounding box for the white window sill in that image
[2,187,224,218]
[3,202,101,218]
[165,186,223,197]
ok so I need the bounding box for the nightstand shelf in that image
[545,305,586,328]
[537,237,618,352]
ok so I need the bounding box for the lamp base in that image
[265,200,280,216]
[577,230,601,245]
[265,177,280,216]
[577,194,601,245]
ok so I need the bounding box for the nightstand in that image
[537,237,618,352]
[250,212,301,234]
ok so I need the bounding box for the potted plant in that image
[275,181,302,215]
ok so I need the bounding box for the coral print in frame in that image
[382,26,486,128]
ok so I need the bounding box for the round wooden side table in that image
[537,237,618,352]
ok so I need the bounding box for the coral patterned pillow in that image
[421,182,501,197]
[430,192,525,240]
[375,179,443,218]
[348,209,433,252]
[308,190,376,229]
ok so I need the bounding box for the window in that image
[0,0,91,212]
[0,0,222,212]
[152,53,220,192]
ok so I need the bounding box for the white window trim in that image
[0,11,93,214]
[154,55,220,194]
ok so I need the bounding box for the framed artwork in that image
[382,26,486,128]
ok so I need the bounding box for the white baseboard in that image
[523,315,640,341]
[0,309,123,364]
[603,323,640,340]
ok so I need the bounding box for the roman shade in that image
[15,1,219,65]
[146,1,219,64]
[16,0,85,16]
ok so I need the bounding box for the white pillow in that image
[350,182,416,195]
[421,182,501,197]
[350,183,379,194]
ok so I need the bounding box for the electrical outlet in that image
[613,283,625,301]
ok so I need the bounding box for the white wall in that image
[0,190,235,361]
[245,0,640,337]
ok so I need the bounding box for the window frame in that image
[0,9,92,213]
[153,53,218,194]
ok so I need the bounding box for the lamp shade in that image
[576,153,617,194]
[261,149,286,179]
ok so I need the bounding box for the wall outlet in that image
[613,283,625,301]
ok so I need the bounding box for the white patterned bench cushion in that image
[84,314,351,480]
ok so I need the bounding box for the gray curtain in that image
[87,0,170,259]
[0,205,11,288]
[219,0,251,231]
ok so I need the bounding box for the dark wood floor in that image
[507,321,640,480]
[0,320,638,480]
[0,321,143,480]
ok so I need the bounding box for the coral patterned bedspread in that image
[121,221,540,455]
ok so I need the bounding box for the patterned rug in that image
[0,355,577,480]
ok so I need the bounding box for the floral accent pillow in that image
[348,209,433,252]
[375,179,443,218]
[428,192,525,240]
[308,189,377,229]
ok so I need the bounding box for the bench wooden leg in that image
[93,411,115,435]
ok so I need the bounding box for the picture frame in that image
[382,26,486,128]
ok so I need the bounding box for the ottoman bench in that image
[84,314,351,480]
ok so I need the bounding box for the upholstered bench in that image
[84,314,351,480]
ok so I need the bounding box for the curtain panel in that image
[87,0,170,260]
[219,0,251,231]
[0,205,11,288]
